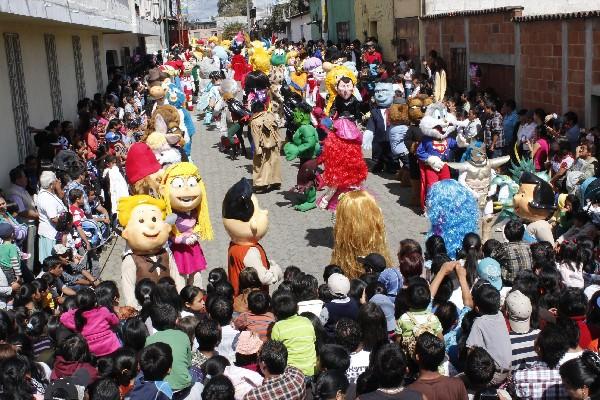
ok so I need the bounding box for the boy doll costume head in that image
[222,178,282,295]
[513,172,556,243]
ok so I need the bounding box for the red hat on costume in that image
[125,142,161,184]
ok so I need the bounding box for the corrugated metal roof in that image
[420,6,523,20]
[513,10,600,22]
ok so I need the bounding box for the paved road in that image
[100,119,429,287]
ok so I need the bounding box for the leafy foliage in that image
[222,22,247,39]
[218,0,252,17]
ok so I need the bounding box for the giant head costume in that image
[324,64,357,114]
[223,178,270,246]
[125,142,163,195]
[513,172,555,222]
[118,195,171,255]
[373,82,394,108]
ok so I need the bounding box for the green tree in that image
[222,22,247,39]
[264,1,301,35]
[218,0,251,17]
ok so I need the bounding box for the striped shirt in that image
[234,311,276,342]
[510,329,540,369]
[271,315,316,377]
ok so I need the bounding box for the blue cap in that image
[378,267,403,297]
[477,257,502,291]
[105,131,122,143]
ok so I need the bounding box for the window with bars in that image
[44,34,63,121]
[3,33,32,163]
[336,22,349,42]
[92,35,104,94]
[72,35,86,100]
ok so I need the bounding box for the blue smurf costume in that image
[166,83,196,157]
[426,179,479,258]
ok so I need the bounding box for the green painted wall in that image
[326,0,355,43]
[309,0,322,40]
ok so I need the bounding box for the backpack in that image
[401,312,439,359]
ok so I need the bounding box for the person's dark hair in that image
[564,110,578,125]
[13,283,39,308]
[416,332,446,371]
[95,281,119,314]
[202,355,230,378]
[473,283,500,315]
[202,374,235,400]
[334,318,362,353]
[424,235,447,260]
[587,291,600,327]
[512,270,540,329]
[537,323,569,368]
[153,281,183,312]
[372,343,408,388]
[503,99,516,111]
[399,253,424,281]
[8,166,26,184]
[301,312,329,354]
[89,378,120,400]
[195,317,222,352]
[25,311,47,339]
[465,347,495,387]
[271,290,298,320]
[292,272,319,302]
[406,278,431,310]
[180,285,202,310]
[122,317,148,352]
[68,188,84,205]
[57,333,92,363]
[74,287,97,331]
[209,281,235,302]
[140,342,173,381]
[323,265,343,282]
[399,238,423,258]
[319,344,350,371]
[357,303,388,352]
[238,267,261,292]
[314,370,349,400]
[284,266,301,281]
[457,232,482,286]
[248,291,270,315]
[558,238,595,274]
[277,280,293,293]
[134,278,156,319]
[177,316,198,346]
[560,351,600,397]
[111,347,137,386]
[209,297,234,326]
[482,239,501,258]
[504,219,525,242]
[556,316,581,349]
[364,281,387,301]
[559,287,588,317]
[207,268,228,289]
[259,340,288,375]
[150,303,178,331]
[0,355,36,400]
[349,279,367,303]
[435,302,458,334]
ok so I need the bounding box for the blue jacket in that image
[366,107,390,143]
[130,375,173,400]
[416,135,457,162]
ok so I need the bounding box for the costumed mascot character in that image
[160,162,213,285]
[363,81,398,173]
[222,178,283,295]
[513,171,556,243]
[331,190,392,279]
[284,105,321,212]
[287,57,308,98]
[145,105,187,161]
[249,42,271,75]
[249,101,282,192]
[231,46,251,88]
[147,67,170,110]
[166,84,195,157]
[325,65,362,120]
[244,71,271,111]
[118,195,185,307]
[125,142,163,195]
[317,118,368,210]
[144,114,182,167]
[269,49,287,128]
[181,61,195,110]
[406,97,427,207]
[416,102,460,209]
[222,80,252,159]
[304,58,326,109]
[447,141,510,242]
[426,179,480,258]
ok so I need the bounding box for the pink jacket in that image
[60,306,121,356]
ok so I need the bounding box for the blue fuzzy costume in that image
[426,179,479,258]
[167,83,196,156]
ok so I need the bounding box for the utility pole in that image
[247,0,251,31]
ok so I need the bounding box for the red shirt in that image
[364,51,383,64]
[69,204,85,228]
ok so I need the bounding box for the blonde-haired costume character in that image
[160,162,213,285]
[117,195,185,307]
[331,190,392,279]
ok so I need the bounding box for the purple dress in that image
[170,211,207,275]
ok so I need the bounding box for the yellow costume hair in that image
[324,65,357,114]
[117,195,166,227]
[249,44,270,75]
[160,162,213,241]
[331,190,392,279]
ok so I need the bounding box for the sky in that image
[189,0,273,21]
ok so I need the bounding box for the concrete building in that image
[325,0,355,44]
[424,0,600,16]
[421,6,600,128]
[0,0,167,188]
[289,11,312,42]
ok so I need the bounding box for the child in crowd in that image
[233,290,275,342]
[180,285,206,318]
[209,296,240,363]
[0,223,22,287]
[271,289,317,377]
[191,318,221,371]
[68,189,92,251]
[320,273,359,337]
[130,343,174,400]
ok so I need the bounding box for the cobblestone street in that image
[100,119,429,287]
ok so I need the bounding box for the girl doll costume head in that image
[331,190,392,279]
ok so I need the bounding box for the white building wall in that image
[289,14,312,42]
[425,0,600,16]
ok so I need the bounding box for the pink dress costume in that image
[170,210,207,274]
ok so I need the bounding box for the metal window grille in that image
[92,35,104,94]
[3,33,32,163]
[44,34,63,120]
[72,35,86,100]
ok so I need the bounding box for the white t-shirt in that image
[217,324,241,364]
[36,190,67,239]
[346,349,370,383]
